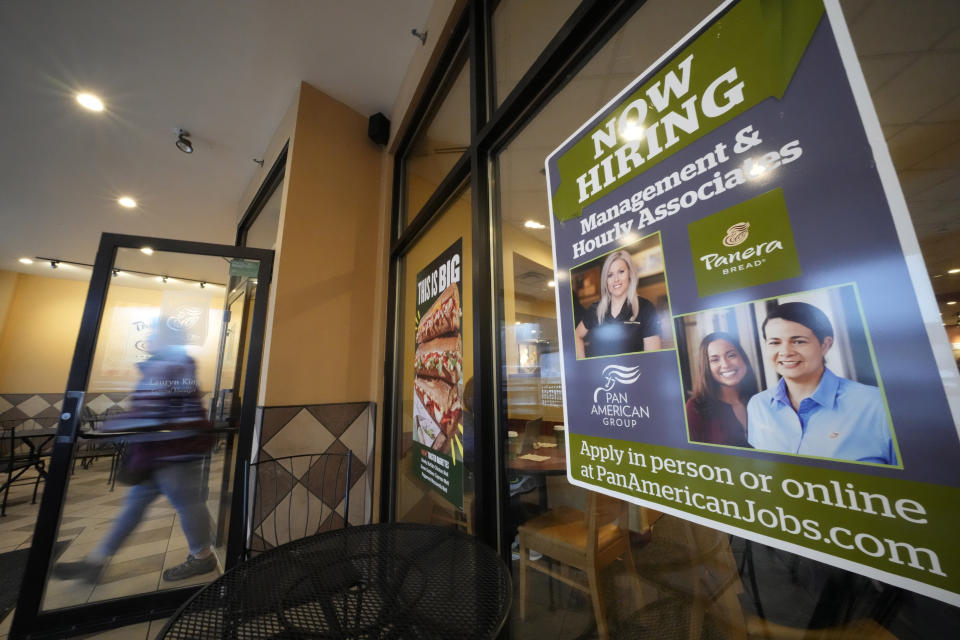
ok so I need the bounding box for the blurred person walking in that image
[53,319,216,583]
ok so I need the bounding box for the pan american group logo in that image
[591,364,649,429]
[688,188,801,297]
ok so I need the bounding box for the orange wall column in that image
[258,82,385,407]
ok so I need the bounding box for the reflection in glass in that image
[492,0,580,106]
[404,58,470,226]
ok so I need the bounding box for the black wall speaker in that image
[368,112,390,146]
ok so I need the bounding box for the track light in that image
[162,276,168,283]
[199,281,206,289]
[175,129,193,154]
[50,260,59,269]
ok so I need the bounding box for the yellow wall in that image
[0,273,87,392]
[0,270,19,340]
[259,82,385,406]
[0,272,227,394]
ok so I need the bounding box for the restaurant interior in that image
[1,1,959,638]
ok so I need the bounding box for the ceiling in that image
[1,1,957,319]
[0,0,432,277]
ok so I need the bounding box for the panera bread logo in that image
[688,189,801,297]
[700,232,784,272]
[723,222,750,247]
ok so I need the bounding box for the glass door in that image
[11,234,273,639]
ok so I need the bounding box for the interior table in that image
[158,523,512,639]
[507,445,566,510]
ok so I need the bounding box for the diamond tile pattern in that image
[0,392,208,426]
[263,409,336,459]
[305,402,367,437]
[255,401,375,539]
[17,394,52,417]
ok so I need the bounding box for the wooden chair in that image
[518,492,641,640]
[428,489,475,534]
[630,514,746,640]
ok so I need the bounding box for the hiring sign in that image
[545,0,960,605]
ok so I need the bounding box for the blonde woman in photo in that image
[574,250,661,358]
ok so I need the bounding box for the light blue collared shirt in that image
[747,368,896,465]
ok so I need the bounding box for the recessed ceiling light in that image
[140,247,154,255]
[524,220,546,229]
[948,301,957,306]
[948,268,960,274]
[18,258,33,264]
[76,93,104,112]
[548,280,556,287]
[118,196,137,209]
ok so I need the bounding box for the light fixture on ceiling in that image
[175,129,194,154]
[948,301,957,306]
[524,220,546,230]
[18,258,33,265]
[548,280,556,288]
[76,92,104,112]
[50,260,59,269]
[140,247,154,255]
[949,268,960,275]
[162,276,168,283]
[112,269,119,277]
[118,196,137,209]
[199,281,206,289]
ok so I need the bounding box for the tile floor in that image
[0,455,229,639]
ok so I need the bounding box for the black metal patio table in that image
[158,523,512,639]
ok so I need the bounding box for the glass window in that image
[844,0,960,368]
[395,187,475,532]
[491,0,580,106]
[244,181,282,250]
[495,0,960,637]
[404,58,471,227]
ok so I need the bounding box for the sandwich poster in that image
[412,239,464,508]
[545,0,960,605]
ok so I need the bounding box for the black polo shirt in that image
[582,298,660,357]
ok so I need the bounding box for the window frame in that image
[380,0,647,557]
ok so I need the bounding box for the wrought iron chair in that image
[247,452,352,556]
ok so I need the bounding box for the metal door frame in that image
[11,233,274,639]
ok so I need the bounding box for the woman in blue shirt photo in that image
[746,302,896,465]
[574,250,661,358]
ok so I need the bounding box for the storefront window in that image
[493,0,960,637]
[404,57,471,227]
[394,187,475,533]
